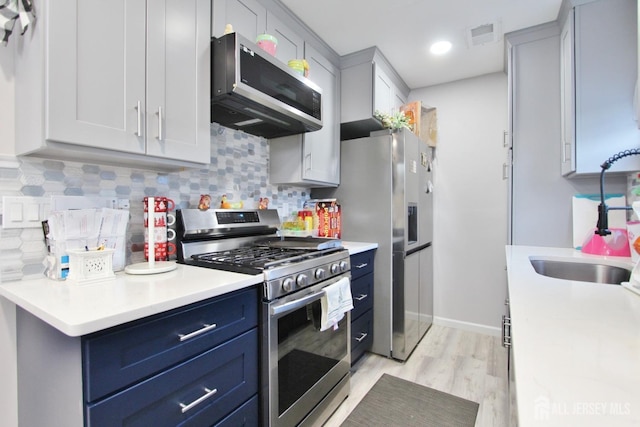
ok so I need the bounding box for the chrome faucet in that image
[595,149,640,236]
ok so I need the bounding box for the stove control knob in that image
[315,268,325,280]
[282,277,295,293]
[330,264,339,274]
[339,261,349,272]
[296,274,308,287]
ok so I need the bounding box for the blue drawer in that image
[351,309,373,365]
[350,250,375,281]
[351,272,373,320]
[86,328,258,427]
[214,395,259,427]
[83,287,258,402]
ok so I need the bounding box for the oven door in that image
[263,274,351,427]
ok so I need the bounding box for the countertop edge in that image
[343,241,378,255]
[0,241,378,337]
[0,264,263,337]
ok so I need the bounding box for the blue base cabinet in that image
[86,329,257,426]
[15,287,260,427]
[84,287,259,426]
[349,249,376,365]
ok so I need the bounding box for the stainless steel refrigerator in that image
[313,129,434,360]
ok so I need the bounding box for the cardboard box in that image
[400,101,438,147]
[304,199,341,238]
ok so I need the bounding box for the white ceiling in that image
[279,0,563,89]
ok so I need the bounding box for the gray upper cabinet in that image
[266,11,305,65]
[14,0,211,169]
[213,1,304,63]
[340,48,410,140]
[561,0,640,175]
[269,43,341,187]
[212,0,266,39]
[560,8,576,175]
[213,0,342,187]
[374,65,407,115]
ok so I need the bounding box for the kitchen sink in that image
[529,258,631,285]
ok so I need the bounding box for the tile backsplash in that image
[0,124,309,282]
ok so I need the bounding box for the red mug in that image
[144,196,175,213]
[144,241,177,261]
[144,211,176,228]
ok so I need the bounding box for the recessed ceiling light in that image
[430,41,452,55]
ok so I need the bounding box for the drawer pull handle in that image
[355,332,368,342]
[354,294,368,301]
[178,323,217,342]
[179,387,218,413]
[355,263,368,269]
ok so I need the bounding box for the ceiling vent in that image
[466,20,502,48]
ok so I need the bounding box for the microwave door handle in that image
[271,290,325,316]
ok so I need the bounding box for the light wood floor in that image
[323,324,509,427]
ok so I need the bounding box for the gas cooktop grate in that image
[188,246,323,274]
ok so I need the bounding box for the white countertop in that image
[506,245,640,426]
[0,241,378,337]
[342,241,378,255]
[0,264,263,337]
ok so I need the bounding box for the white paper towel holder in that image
[124,197,177,275]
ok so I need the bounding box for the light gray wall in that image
[410,72,509,334]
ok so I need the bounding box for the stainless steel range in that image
[176,208,351,427]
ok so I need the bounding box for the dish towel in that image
[320,277,353,331]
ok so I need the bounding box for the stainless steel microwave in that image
[211,32,322,139]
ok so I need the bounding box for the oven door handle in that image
[271,290,325,316]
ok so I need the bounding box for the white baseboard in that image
[433,316,501,337]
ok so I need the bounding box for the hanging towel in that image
[320,277,353,331]
[0,0,35,45]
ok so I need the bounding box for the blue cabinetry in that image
[349,249,376,364]
[14,287,260,427]
[83,289,258,402]
[84,287,260,426]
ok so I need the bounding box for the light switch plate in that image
[2,197,51,229]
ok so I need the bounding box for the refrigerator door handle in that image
[406,242,432,256]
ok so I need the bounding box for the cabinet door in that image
[146,0,211,163]
[302,43,340,185]
[560,9,576,175]
[374,64,393,115]
[47,0,146,154]
[267,11,304,65]
[574,0,640,174]
[394,90,407,112]
[87,329,258,427]
[212,0,266,40]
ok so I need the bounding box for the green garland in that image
[374,110,411,130]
